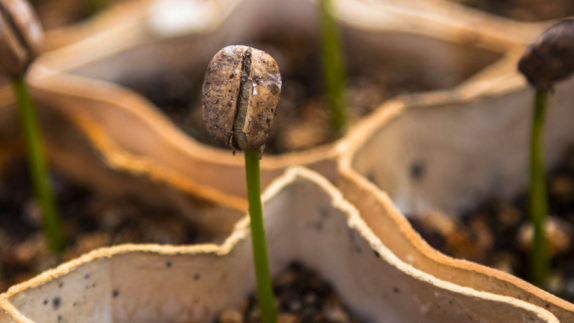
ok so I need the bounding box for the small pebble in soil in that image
[547,271,565,295]
[490,252,519,275]
[551,175,574,201]
[216,263,361,323]
[495,204,522,230]
[219,310,243,323]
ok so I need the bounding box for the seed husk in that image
[202,45,281,152]
[518,19,574,91]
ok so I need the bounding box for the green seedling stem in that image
[13,77,65,253]
[320,0,347,136]
[529,89,549,288]
[244,148,277,323]
[86,0,108,16]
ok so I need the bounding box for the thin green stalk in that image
[13,78,65,253]
[86,0,108,16]
[320,0,347,136]
[244,149,276,323]
[529,89,549,288]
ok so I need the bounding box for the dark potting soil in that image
[0,159,208,293]
[217,263,362,323]
[121,34,434,156]
[453,0,574,22]
[408,149,574,302]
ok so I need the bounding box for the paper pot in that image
[0,167,560,323]
[338,48,574,321]
[24,0,510,212]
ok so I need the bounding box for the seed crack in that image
[232,48,252,150]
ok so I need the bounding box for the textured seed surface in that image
[518,19,574,90]
[202,45,281,151]
[0,0,43,77]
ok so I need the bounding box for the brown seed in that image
[0,0,43,77]
[202,45,281,151]
[518,19,574,91]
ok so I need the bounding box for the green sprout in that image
[86,0,108,16]
[320,0,348,136]
[0,0,66,253]
[518,19,574,288]
[13,78,66,253]
[202,46,282,323]
[528,89,549,287]
[244,148,277,323]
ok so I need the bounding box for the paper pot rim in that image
[0,167,561,323]
[337,57,574,322]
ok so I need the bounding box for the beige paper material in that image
[0,168,559,323]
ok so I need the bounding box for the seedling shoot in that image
[518,19,574,288]
[0,0,66,253]
[202,45,282,323]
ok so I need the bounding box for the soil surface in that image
[217,263,362,323]
[0,160,208,293]
[122,34,435,155]
[453,0,574,22]
[409,149,574,302]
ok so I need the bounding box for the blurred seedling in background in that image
[0,0,65,252]
[86,0,108,16]
[320,0,348,136]
[0,0,65,253]
[518,19,574,288]
[202,45,282,323]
